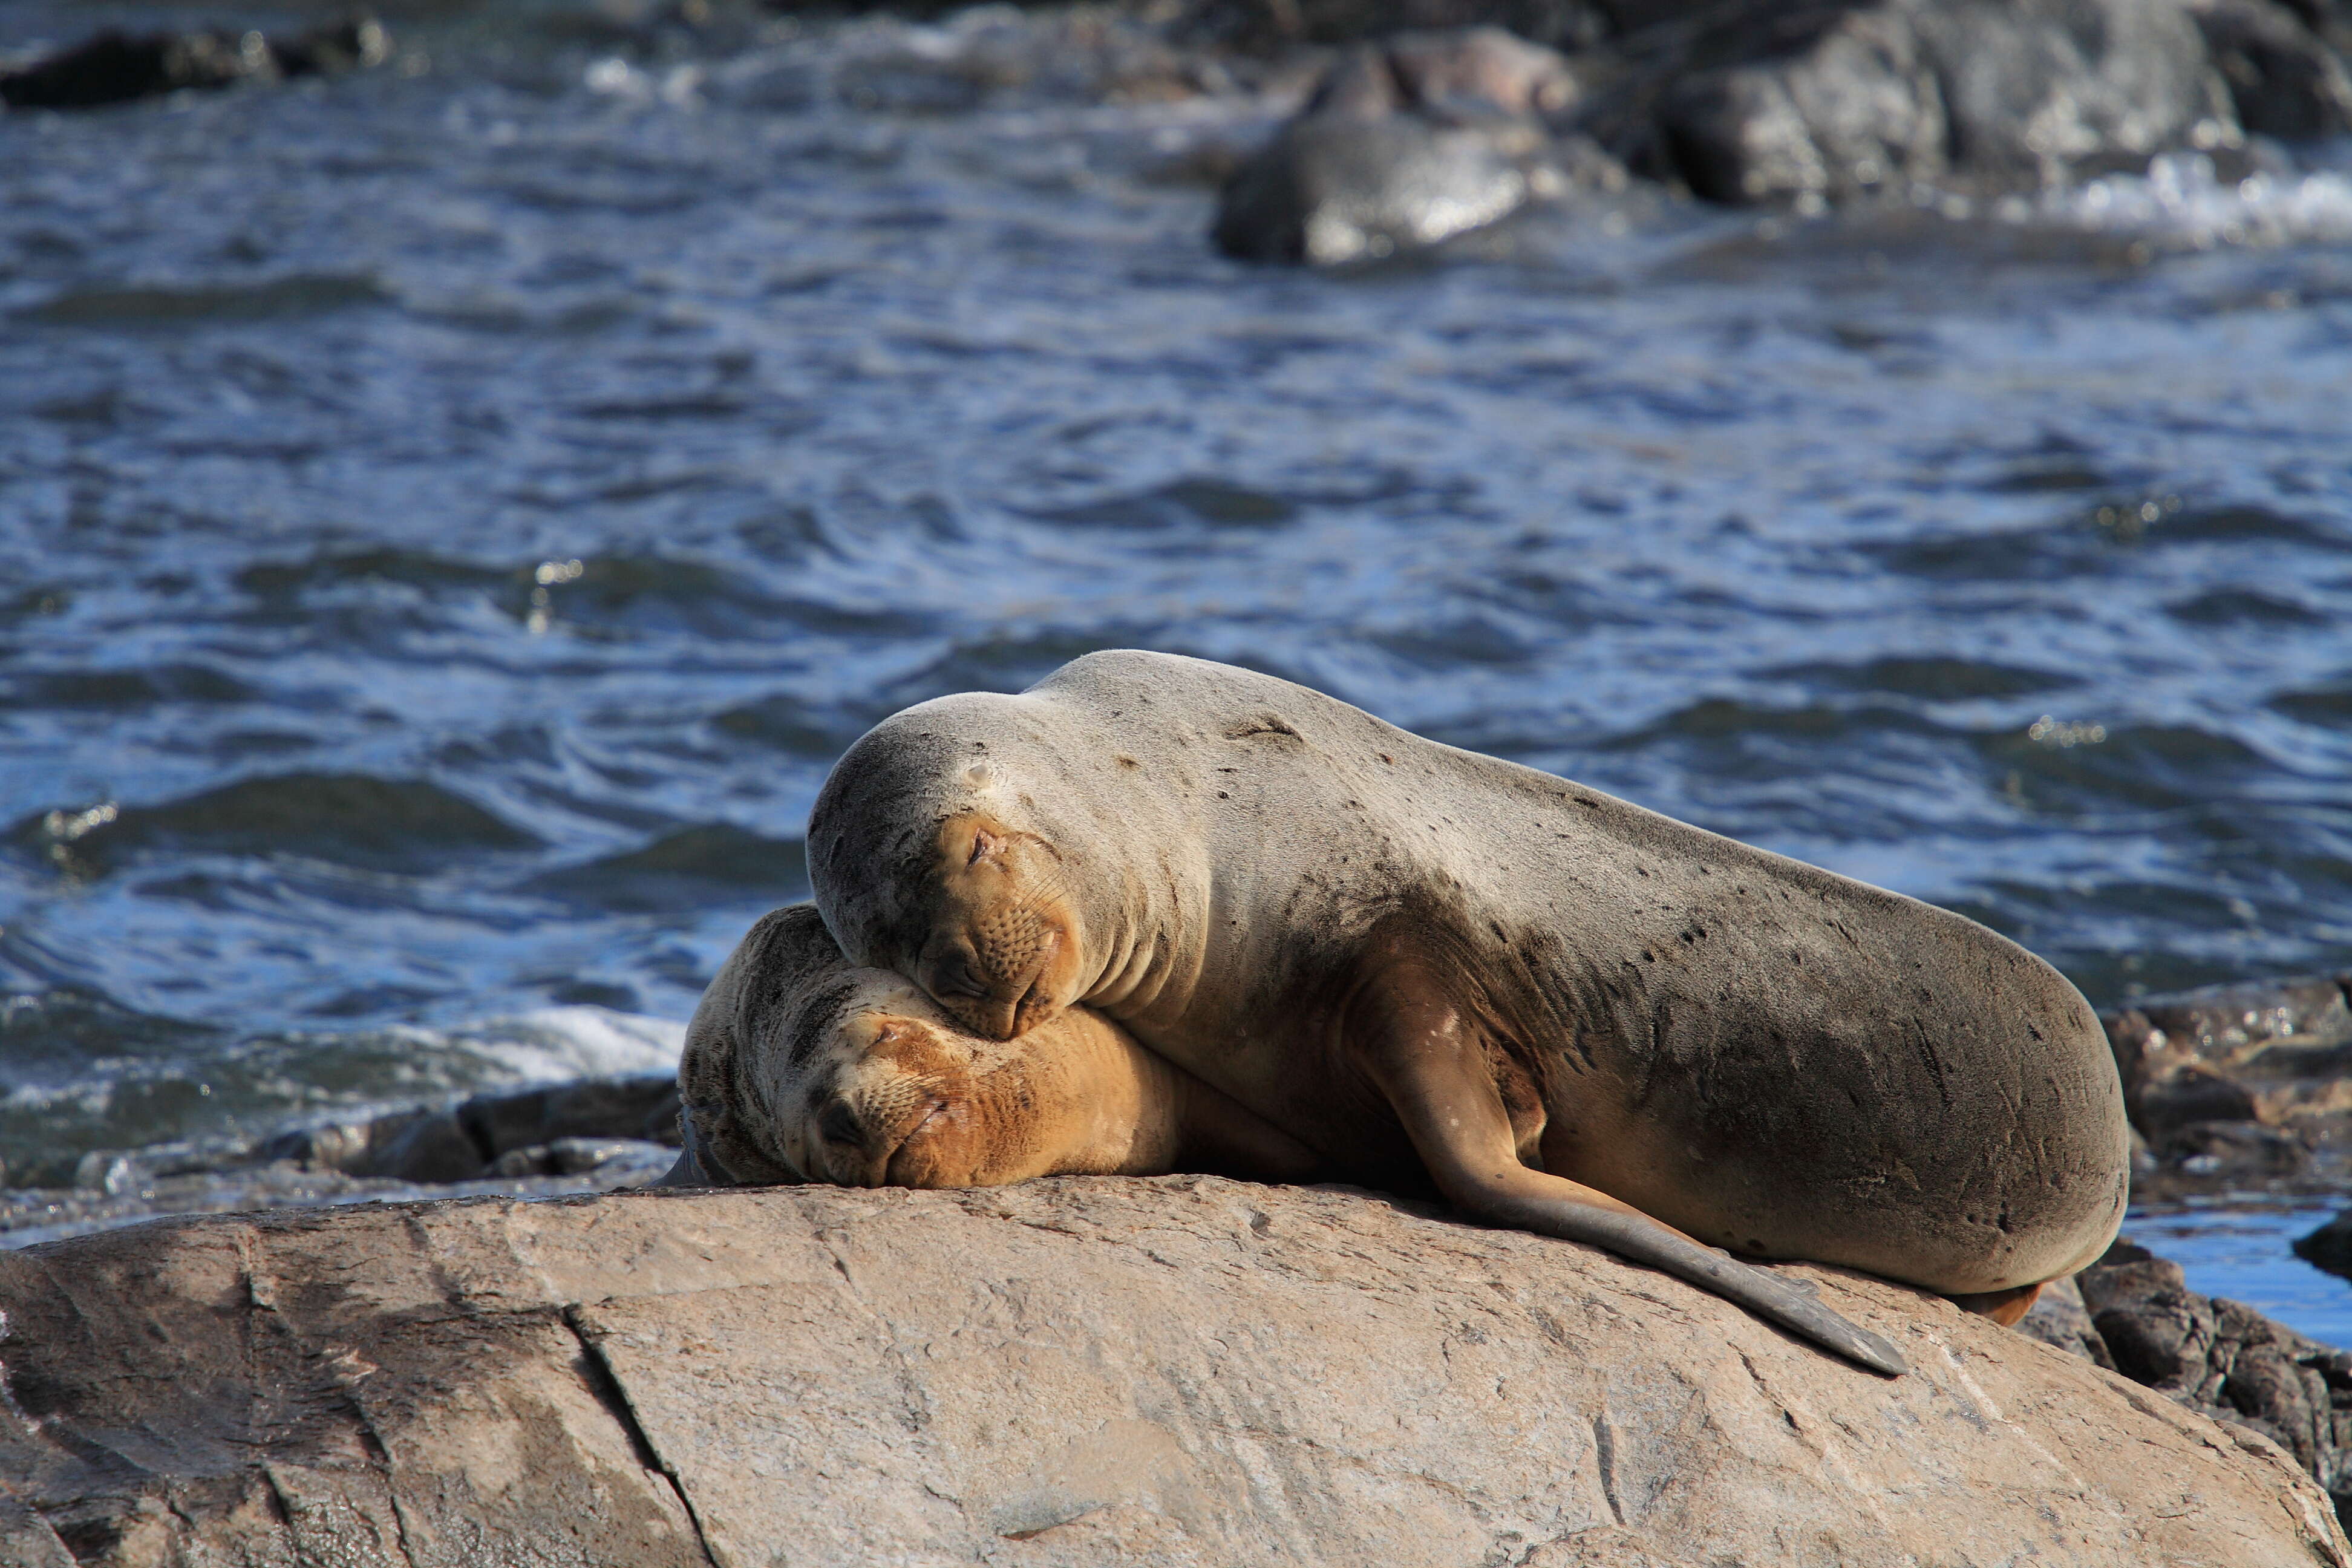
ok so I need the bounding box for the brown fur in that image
[678,904,1322,1191]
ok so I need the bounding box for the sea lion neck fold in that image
[806,688,1212,1039]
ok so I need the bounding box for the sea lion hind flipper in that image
[1508,1197,1912,1377]
[1350,978,1908,1377]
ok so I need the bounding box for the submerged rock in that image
[0,1178,2342,1565]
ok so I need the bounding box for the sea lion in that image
[806,650,2134,1376]
[662,902,1324,1191]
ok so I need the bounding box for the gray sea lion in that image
[663,903,1324,1191]
[806,650,2134,1376]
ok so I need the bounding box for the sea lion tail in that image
[1535,1203,1910,1376]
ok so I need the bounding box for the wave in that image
[10,772,540,880]
[0,991,685,1187]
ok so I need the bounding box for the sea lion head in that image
[681,906,1065,1187]
[809,692,1120,1040]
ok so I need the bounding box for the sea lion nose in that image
[814,1096,890,1184]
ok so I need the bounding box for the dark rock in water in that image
[1649,2,1956,205]
[1201,0,1617,51]
[2135,1065,2261,1140]
[458,1073,682,1158]
[491,1136,678,1179]
[2295,1209,2352,1280]
[261,1073,681,1183]
[1215,0,2352,260]
[2155,1117,2313,1178]
[0,18,387,112]
[1628,0,2240,206]
[2099,970,2352,1200]
[1214,27,1625,262]
[358,1107,485,1183]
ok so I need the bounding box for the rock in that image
[2135,1063,2262,1139]
[2016,1272,2115,1365]
[459,1071,683,1157]
[259,1073,682,1184]
[1213,28,1624,261]
[0,18,387,111]
[2100,971,2352,1198]
[2295,1209,2352,1279]
[1197,0,1616,51]
[0,1178,2343,1564]
[2155,1117,2313,1179]
[1629,0,2244,204]
[2075,1237,2352,1524]
[1215,0,2352,258]
[354,1106,486,1183]
[2189,0,2352,134]
[489,1136,678,1181]
[1653,2,1954,205]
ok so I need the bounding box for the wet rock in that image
[259,1073,681,1184]
[1651,2,1953,205]
[489,1136,677,1180]
[2135,1063,2261,1139]
[355,1106,485,1183]
[1214,27,1624,261]
[2157,1116,2313,1177]
[2100,970,2352,1198]
[1215,0,2352,258]
[0,1180,2343,1565]
[458,1072,682,1158]
[0,18,387,112]
[1201,0,1616,52]
[1627,0,2243,206]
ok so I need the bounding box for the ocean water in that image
[3,0,2350,1333]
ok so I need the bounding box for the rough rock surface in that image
[2072,1240,2352,1526]
[2,1178,2344,1566]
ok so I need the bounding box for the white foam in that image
[2025,149,2352,248]
[432,1006,687,1086]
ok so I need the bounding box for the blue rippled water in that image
[3,0,2350,1327]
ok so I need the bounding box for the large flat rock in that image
[0,1177,2343,1566]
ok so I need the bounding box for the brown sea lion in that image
[805,650,2135,1376]
[664,903,1323,1191]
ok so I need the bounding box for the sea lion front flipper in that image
[1350,977,1909,1377]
